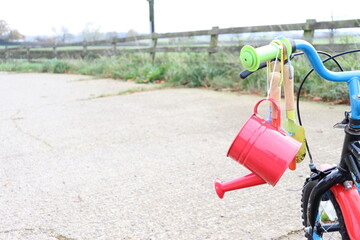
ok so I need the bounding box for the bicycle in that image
[215,37,360,240]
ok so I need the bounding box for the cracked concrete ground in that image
[0,73,348,239]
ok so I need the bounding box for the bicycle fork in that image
[306,127,360,239]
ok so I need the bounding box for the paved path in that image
[0,73,348,239]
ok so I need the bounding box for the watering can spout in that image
[214,173,266,199]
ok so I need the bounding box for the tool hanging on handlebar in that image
[265,41,305,170]
[283,64,307,168]
[266,41,284,125]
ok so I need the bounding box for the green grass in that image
[313,36,360,45]
[1,51,359,102]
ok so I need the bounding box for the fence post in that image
[112,38,117,55]
[303,19,316,43]
[83,41,88,58]
[53,43,57,58]
[209,26,219,58]
[4,45,8,62]
[150,33,158,63]
[26,47,31,62]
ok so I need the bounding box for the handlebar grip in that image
[240,38,295,72]
[240,44,279,72]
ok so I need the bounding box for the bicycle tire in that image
[301,178,349,240]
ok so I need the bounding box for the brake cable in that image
[295,51,344,164]
[296,50,360,166]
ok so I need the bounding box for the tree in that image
[0,20,24,42]
[34,36,55,43]
[7,30,25,41]
[0,20,10,39]
[52,26,74,43]
[105,31,118,41]
[126,29,138,38]
[82,23,103,42]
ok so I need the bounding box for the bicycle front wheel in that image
[301,179,349,240]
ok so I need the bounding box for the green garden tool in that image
[283,65,306,170]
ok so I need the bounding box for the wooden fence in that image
[1,18,360,61]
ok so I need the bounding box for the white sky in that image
[1,0,360,37]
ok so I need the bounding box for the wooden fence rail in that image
[1,18,360,61]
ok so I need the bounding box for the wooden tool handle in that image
[268,71,281,120]
[270,61,281,72]
[283,65,295,111]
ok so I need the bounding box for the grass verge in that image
[1,51,359,102]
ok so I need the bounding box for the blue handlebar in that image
[294,40,360,121]
[295,40,360,82]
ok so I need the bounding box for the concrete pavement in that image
[0,73,348,239]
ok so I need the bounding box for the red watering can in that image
[215,98,301,199]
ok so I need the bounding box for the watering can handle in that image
[254,98,281,129]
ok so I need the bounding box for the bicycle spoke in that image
[319,223,340,233]
[314,200,343,240]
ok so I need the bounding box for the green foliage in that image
[134,65,166,83]
[289,55,352,101]
[320,211,338,222]
[42,60,71,73]
[0,60,43,72]
[164,52,238,88]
